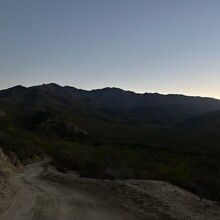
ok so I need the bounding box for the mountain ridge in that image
[2,83,220,100]
[1,83,220,126]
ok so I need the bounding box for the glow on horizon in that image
[0,0,220,99]
[1,80,220,100]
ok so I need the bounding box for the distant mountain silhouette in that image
[1,83,220,126]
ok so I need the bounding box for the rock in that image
[0,148,23,176]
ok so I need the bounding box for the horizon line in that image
[0,82,219,100]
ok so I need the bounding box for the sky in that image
[0,0,220,98]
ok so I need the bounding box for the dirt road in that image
[0,160,140,220]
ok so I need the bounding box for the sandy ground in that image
[125,180,220,220]
[0,160,144,220]
[42,166,220,220]
[0,159,220,220]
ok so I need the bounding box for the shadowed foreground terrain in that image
[1,159,219,220]
[0,160,144,220]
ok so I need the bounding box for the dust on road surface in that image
[0,160,142,220]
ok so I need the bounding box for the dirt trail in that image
[0,160,140,220]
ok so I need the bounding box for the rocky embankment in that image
[42,167,220,220]
[0,148,23,213]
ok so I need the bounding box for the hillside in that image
[0,84,220,202]
[180,110,220,131]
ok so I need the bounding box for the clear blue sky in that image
[1,0,220,98]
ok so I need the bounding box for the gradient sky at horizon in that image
[0,0,220,98]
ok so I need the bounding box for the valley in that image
[0,84,220,219]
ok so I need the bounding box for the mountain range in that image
[1,83,220,128]
[1,83,220,201]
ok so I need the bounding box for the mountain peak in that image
[40,83,62,88]
[11,85,26,90]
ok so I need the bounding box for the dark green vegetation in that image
[0,84,220,201]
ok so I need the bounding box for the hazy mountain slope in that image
[180,110,220,131]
